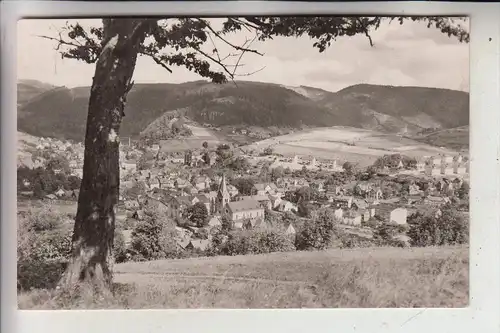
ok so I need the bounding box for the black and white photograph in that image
[16,15,470,309]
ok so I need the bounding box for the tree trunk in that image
[61,19,148,289]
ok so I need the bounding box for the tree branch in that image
[197,18,264,56]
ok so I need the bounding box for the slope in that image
[411,126,469,151]
[17,79,58,107]
[297,84,469,133]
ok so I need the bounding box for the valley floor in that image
[18,246,469,309]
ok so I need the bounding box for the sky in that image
[17,17,469,93]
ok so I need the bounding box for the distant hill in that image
[297,84,469,133]
[17,80,469,144]
[17,79,58,107]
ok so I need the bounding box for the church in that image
[214,174,265,227]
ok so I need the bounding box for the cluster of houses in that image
[25,137,85,177]
[21,135,468,252]
[267,155,344,172]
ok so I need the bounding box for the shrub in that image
[17,214,72,291]
[373,223,408,242]
[129,209,177,261]
[113,228,128,263]
[407,206,469,247]
[295,208,340,250]
[23,204,67,232]
[207,228,295,256]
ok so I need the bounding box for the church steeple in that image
[216,174,230,213]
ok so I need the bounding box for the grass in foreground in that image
[18,246,468,309]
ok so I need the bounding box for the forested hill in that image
[17,79,469,143]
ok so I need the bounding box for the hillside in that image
[298,84,469,132]
[19,246,468,309]
[17,79,57,107]
[244,126,461,167]
[17,80,469,143]
[411,126,469,151]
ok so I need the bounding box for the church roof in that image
[227,199,262,213]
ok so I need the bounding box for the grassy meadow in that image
[18,245,468,309]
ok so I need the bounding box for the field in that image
[159,124,230,153]
[245,126,460,167]
[18,246,469,309]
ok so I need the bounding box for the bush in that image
[373,223,408,242]
[113,228,128,263]
[17,213,73,291]
[407,206,469,247]
[207,229,295,256]
[129,209,177,261]
[295,208,340,250]
[23,204,67,232]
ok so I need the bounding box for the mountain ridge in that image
[17,80,469,150]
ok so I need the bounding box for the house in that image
[378,197,401,205]
[409,184,421,196]
[121,161,137,173]
[147,178,161,190]
[166,196,193,219]
[132,209,145,220]
[253,182,278,196]
[124,200,140,210]
[159,178,175,189]
[208,216,222,228]
[311,180,325,192]
[45,194,57,201]
[186,239,210,252]
[269,194,282,209]
[175,178,190,189]
[192,176,211,191]
[225,199,265,224]
[226,184,239,197]
[176,239,191,251]
[193,194,211,213]
[277,177,309,191]
[330,196,353,209]
[277,200,297,213]
[143,197,169,215]
[416,157,426,172]
[55,188,66,197]
[389,208,408,225]
[334,207,344,220]
[284,223,296,236]
[405,194,423,205]
[424,196,449,206]
[352,199,368,210]
[343,211,362,226]
[325,185,342,197]
[183,186,199,196]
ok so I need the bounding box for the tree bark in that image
[61,19,149,289]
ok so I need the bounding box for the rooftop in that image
[227,199,262,212]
